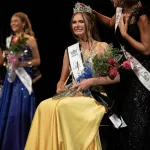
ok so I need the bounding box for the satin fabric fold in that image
[25,96,105,150]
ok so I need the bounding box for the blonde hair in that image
[12,12,35,36]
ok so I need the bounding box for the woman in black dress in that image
[116,0,150,149]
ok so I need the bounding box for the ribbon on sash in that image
[67,43,84,82]
[6,36,32,95]
[115,7,150,91]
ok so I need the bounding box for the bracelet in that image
[27,61,33,67]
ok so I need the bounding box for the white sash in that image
[6,36,32,95]
[15,67,32,94]
[67,43,84,82]
[115,7,122,32]
[115,7,150,91]
[6,36,12,49]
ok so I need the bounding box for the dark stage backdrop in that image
[0,0,116,105]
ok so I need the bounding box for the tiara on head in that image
[73,3,92,14]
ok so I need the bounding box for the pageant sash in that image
[15,67,32,94]
[6,36,32,95]
[52,43,85,99]
[115,7,122,32]
[121,46,150,91]
[67,43,84,81]
[6,36,12,49]
[115,7,150,91]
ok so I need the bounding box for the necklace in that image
[80,40,98,62]
[80,40,97,51]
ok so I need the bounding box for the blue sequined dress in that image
[0,47,36,150]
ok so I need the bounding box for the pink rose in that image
[107,57,119,67]
[8,55,17,70]
[8,55,16,64]
[122,60,131,70]
[109,67,119,80]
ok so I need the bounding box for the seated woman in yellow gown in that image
[25,3,120,150]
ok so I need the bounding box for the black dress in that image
[115,7,150,150]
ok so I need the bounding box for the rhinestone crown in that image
[73,3,92,14]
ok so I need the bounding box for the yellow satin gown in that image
[25,45,106,150]
[25,96,105,150]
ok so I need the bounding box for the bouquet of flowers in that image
[9,34,28,54]
[92,43,131,80]
[5,34,29,82]
[6,34,28,69]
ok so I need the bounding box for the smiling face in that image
[10,15,25,34]
[71,13,88,39]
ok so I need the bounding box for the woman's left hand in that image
[72,78,93,92]
[13,59,20,69]
[119,14,128,38]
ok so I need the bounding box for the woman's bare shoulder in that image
[97,41,108,49]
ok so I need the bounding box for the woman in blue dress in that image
[0,12,40,150]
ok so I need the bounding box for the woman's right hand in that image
[56,80,66,94]
[77,2,94,13]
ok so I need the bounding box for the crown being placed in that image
[73,3,92,14]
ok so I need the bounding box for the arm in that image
[0,48,4,66]
[56,50,70,93]
[27,36,41,66]
[93,10,116,28]
[119,14,150,55]
[88,75,120,86]
[17,35,40,67]
[78,2,116,28]
[73,75,120,92]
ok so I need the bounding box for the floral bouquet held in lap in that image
[91,43,131,108]
[52,43,131,101]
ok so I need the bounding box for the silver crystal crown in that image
[73,3,92,14]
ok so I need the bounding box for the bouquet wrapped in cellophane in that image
[4,34,28,82]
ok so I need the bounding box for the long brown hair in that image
[121,0,139,7]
